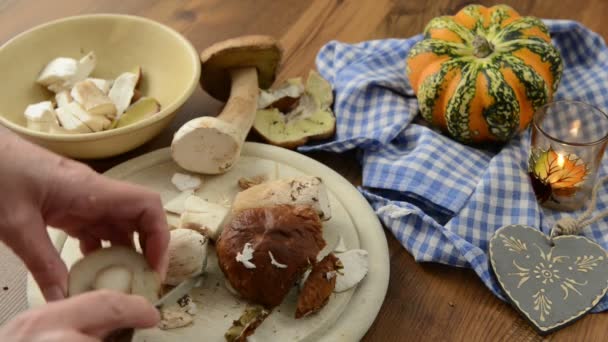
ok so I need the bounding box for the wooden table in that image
[1,0,607,340]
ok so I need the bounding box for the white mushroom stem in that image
[171,67,258,174]
[218,67,259,137]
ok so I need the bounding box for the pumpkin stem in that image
[472,35,494,58]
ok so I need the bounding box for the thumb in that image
[9,214,68,301]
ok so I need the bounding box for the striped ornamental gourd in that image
[406,4,563,143]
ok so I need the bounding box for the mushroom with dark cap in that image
[171,35,282,174]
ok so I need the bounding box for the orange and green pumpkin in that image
[406,4,563,143]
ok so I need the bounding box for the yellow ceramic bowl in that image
[0,14,200,159]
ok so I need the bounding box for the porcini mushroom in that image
[171,35,282,174]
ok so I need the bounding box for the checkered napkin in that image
[300,20,608,312]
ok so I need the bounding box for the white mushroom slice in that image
[55,106,93,133]
[24,101,56,122]
[166,229,208,286]
[268,251,287,269]
[232,176,331,221]
[55,90,73,108]
[73,51,97,82]
[171,173,202,192]
[68,246,161,303]
[166,213,181,230]
[180,210,227,241]
[236,242,256,269]
[108,71,139,118]
[159,307,194,330]
[36,57,79,89]
[163,190,194,215]
[334,249,369,293]
[333,235,347,253]
[61,102,111,132]
[86,77,113,94]
[71,80,117,118]
[24,101,61,132]
[93,266,133,293]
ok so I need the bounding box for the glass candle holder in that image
[528,100,608,211]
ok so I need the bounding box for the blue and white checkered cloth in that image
[300,20,608,312]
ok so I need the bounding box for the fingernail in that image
[43,285,65,302]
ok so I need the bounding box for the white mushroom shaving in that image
[236,242,256,269]
[163,190,195,215]
[166,229,208,286]
[333,235,347,253]
[232,176,332,221]
[73,52,97,85]
[171,172,202,192]
[268,251,287,269]
[108,71,139,118]
[257,78,304,109]
[334,249,369,293]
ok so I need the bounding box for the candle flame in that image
[557,153,565,168]
[569,120,581,137]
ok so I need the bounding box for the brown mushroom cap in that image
[216,205,325,308]
[200,35,282,102]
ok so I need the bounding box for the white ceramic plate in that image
[27,142,390,341]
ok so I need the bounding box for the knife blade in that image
[154,273,204,308]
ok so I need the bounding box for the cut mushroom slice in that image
[55,106,93,133]
[24,101,60,132]
[71,80,117,118]
[254,70,335,149]
[68,245,161,303]
[171,173,202,192]
[163,190,194,215]
[334,249,369,293]
[166,213,181,230]
[60,102,111,132]
[36,57,79,89]
[55,90,73,108]
[171,35,282,174]
[108,71,139,118]
[73,51,97,84]
[180,198,229,240]
[232,176,331,221]
[296,253,339,318]
[165,229,208,286]
[112,97,160,129]
[86,77,113,94]
[225,305,271,342]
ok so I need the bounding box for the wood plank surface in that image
[0,0,607,340]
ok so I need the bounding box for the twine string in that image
[550,175,608,240]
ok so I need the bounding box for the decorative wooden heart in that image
[489,224,608,335]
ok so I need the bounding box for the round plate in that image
[27,142,390,341]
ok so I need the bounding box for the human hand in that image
[0,129,169,301]
[0,290,160,341]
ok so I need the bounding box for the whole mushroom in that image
[171,35,282,174]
